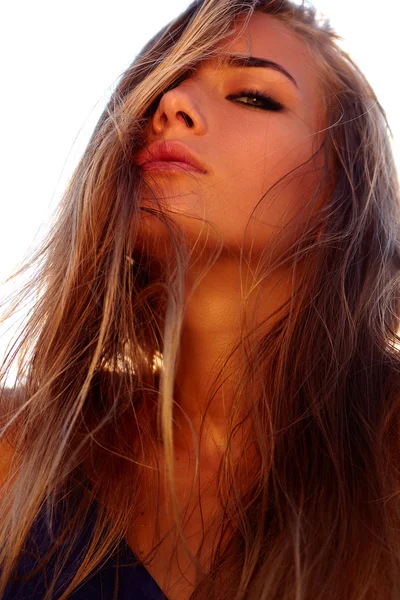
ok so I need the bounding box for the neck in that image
[168,256,294,464]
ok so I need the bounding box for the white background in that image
[1,1,399,381]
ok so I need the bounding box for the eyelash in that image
[227,89,284,112]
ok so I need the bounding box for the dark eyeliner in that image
[227,89,284,112]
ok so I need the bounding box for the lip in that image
[136,141,209,174]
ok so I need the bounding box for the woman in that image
[1,0,400,598]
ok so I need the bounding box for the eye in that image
[227,89,283,112]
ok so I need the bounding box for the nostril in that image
[178,111,194,127]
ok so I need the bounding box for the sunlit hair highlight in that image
[1,0,400,598]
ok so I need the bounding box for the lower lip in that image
[141,160,206,174]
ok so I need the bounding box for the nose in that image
[151,83,208,136]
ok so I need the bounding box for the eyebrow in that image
[218,52,299,89]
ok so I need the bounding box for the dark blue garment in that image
[2,500,168,600]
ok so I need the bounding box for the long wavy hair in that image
[1,0,400,598]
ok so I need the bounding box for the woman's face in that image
[137,11,326,258]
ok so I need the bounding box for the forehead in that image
[217,12,324,127]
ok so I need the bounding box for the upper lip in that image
[136,141,208,174]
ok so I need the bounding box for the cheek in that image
[220,121,324,241]
[222,115,316,182]
[269,121,322,196]
[256,119,316,171]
